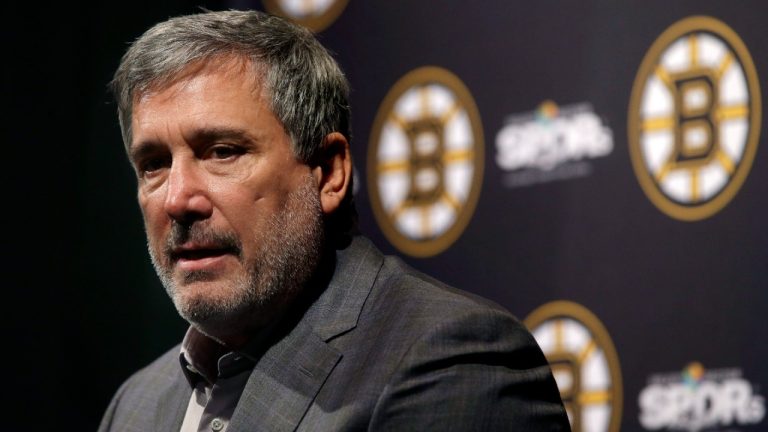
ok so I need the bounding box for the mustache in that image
[163,221,242,260]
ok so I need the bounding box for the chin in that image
[172,280,254,328]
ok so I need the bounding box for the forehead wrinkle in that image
[130,60,276,154]
[130,57,276,154]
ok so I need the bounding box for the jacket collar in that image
[227,236,384,432]
[302,235,383,341]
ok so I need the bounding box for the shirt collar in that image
[178,325,271,388]
[179,326,226,387]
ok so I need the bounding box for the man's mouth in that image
[163,224,242,273]
[169,243,240,272]
[172,246,235,261]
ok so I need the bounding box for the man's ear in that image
[313,132,352,216]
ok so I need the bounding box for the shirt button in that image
[211,418,224,431]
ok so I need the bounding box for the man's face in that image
[129,60,324,343]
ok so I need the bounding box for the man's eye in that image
[138,158,169,177]
[208,145,244,160]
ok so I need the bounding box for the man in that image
[100,10,569,432]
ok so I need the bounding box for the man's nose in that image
[163,159,213,223]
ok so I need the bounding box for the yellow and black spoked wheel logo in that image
[629,16,761,221]
[262,0,349,32]
[367,67,484,257]
[525,301,623,432]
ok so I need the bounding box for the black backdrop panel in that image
[277,2,768,431]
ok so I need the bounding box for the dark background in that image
[6,1,767,430]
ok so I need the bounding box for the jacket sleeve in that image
[97,377,130,432]
[368,308,570,431]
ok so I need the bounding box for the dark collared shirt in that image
[178,328,258,432]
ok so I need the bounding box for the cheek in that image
[214,194,262,234]
[208,177,268,218]
[211,187,284,248]
[138,193,169,241]
[137,190,154,219]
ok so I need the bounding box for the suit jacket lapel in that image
[227,318,342,432]
[138,351,192,432]
[157,375,193,431]
[306,236,384,341]
[227,236,384,432]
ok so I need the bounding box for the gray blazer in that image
[99,236,569,431]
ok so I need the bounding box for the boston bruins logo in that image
[525,301,623,432]
[262,0,349,32]
[367,67,484,257]
[628,16,761,221]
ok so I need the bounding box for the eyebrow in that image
[187,126,253,145]
[129,141,164,166]
[129,126,256,163]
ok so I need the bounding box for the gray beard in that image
[148,174,325,342]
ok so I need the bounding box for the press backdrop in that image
[8,1,765,431]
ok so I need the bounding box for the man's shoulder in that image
[98,345,189,432]
[345,237,538,357]
[369,250,521,329]
[318,237,569,430]
[341,235,512,316]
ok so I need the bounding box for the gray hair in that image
[110,9,350,164]
[111,9,357,235]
